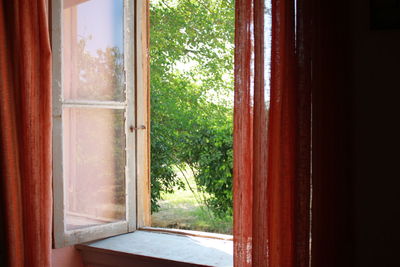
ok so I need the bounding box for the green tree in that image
[150,0,235,217]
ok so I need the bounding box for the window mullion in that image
[62,100,126,109]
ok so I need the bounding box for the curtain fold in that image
[233,0,311,266]
[0,1,52,266]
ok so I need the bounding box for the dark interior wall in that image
[352,0,400,266]
[310,0,355,265]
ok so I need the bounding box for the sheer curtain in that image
[0,1,52,266]
[233,0,312,266]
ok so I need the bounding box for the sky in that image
[76,0,124,54]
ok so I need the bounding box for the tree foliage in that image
[150,0,235,217]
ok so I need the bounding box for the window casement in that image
[52,0,150,248]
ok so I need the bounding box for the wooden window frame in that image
[51,0,150,248]
[136,0,151,230]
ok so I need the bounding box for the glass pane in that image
[63,0,125,101]
[63,107,126,230]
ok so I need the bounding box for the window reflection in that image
[62,0,126,231]
[63,0,124,101]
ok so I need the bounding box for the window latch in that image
[129,125,146,132]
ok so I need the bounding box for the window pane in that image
[63,0,125,101]
[63,107,126,230]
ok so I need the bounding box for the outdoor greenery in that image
[150,0,235,219]
[151,172,233,234]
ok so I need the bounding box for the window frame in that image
[51,0,150,248]
[135,0,151,229]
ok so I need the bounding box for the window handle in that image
[129,125,146,132]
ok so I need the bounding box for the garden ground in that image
[151,174,233,235]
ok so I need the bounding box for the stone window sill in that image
[76,230,233,267]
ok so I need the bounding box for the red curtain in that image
[0,0,52,266]
[233,0,311,266]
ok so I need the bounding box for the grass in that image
[151,171,233,235]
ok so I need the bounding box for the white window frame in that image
[51,0,150,248]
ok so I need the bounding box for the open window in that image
[53,0,237,248]
[52,0,275,258]
[52,0,150,248]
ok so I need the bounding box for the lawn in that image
[151,172,233,235]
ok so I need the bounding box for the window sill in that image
[75,230,233,267]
